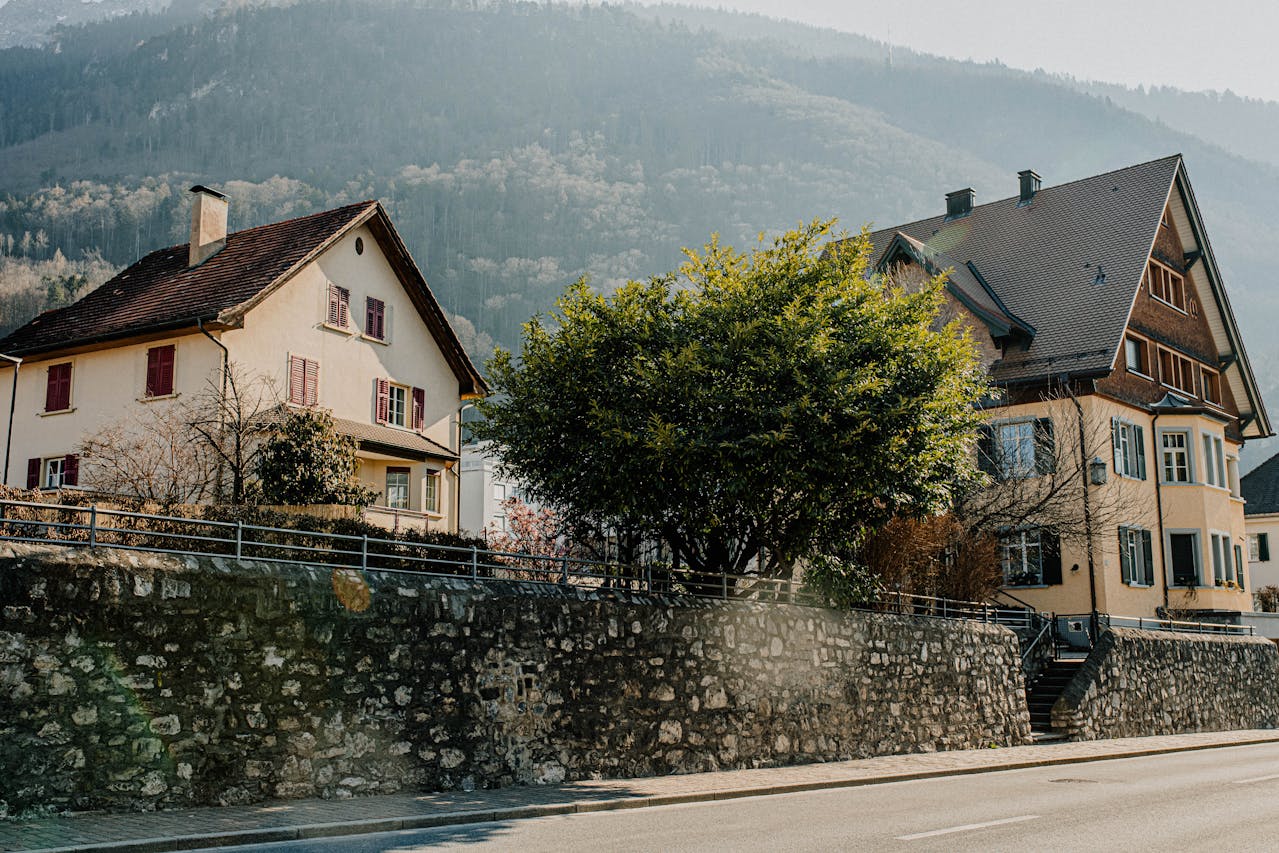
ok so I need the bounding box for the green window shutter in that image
[1142,530,1154,586]
[1112,417,1123,473]
[1134,426,1147,480]
[1041,533,1063,585]
[1261,533,1271,562]
[1119,528,1132,583]
[1235,544,1246,591]
[977,424,998,477]
[1034,418,1055,475]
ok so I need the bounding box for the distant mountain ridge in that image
[3,0,1279,469]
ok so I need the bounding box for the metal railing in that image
[1098,613,1254,636]
[0,498,1044,631]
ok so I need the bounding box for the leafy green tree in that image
[473,220,987,591]
[257,408,378,507]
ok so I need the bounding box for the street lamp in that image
[0,354,21,487]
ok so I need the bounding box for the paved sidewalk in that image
[7,729,1279,853]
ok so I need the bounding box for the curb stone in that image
[18,731,1279,853]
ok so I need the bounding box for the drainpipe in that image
[197,318,230,500]
[1152,410,1170,612]
[1070,386,1100,636]
[196,317,228,402]
[0,353,21,486]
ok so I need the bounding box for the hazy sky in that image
[639,0,1279,103]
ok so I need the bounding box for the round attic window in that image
[355,237,364,255]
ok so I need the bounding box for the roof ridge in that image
[869,153,1182,237]
[142,199,380,257]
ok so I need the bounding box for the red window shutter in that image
[146,347,160,396]
[289,356,306,405]
[45,363,71,412]
[145,345,175,397]
[412,387,425,430]
[375,378,390,424]
[26,458,40,489]
[367,297,385,340]
[157,345,175,396]
[304,359,319,407]
[63,454,79,487]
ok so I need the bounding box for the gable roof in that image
[879,231,1034,340]
[0,200,487,396]
[862,154,1271,438]
[1242,451,1279,516]
[866,155,1180,385]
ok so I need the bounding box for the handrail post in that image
[361,535,368,571]
[645,563,652,594]
[471,545,478,580]
[560,554,569,586]
[235,521,243,559]
[88,505,96,548]
[721,572,728,600]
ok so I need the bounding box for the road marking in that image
[896,815,1040,841]
[1233,774,1279,784]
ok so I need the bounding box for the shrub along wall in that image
[0,543,1032,814]
[1051,627,1279,740]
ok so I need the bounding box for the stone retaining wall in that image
[0,544,1031,814]
[1051,627,1279,740]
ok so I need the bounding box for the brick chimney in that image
[188,184,228,267]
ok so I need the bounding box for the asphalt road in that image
[194,742,1279,852]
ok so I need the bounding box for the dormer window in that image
[1145,259,1186,312]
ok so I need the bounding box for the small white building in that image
[1242,453,1279,591]
[459,441,533,538]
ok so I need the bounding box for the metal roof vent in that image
[1018,169,1041,204]
[945,188,974,219]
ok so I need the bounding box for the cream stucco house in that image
[0,186,487,533]
[862,156,1271,621]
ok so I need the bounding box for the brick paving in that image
[6,729,1279,853]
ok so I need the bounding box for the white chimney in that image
[188,184,228,267]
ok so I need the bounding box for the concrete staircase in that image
[1027,658,1084,732]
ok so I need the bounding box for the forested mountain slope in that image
[2,0,1279,462]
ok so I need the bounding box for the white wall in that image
[0,333,223,487]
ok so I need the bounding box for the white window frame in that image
[1201,432,1226,488]
[44,458,65,489]
[1119,525,1153,587]
[386,384,409,428]
[1000,529,1044,587]
[424,468,442,516]
[385,467,410,510]
[1113,419,1145,480]
[1159,429,1192,484]
[995,419,1037,480]
[1210,530,1233,586]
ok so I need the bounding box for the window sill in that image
[1128,369,1155,381]
[138,392,180,404]
[1159,381,1196,396]
[361,334,389,346]
[38,407,76,417]
[1003,583,1050,589]
[321,322,355,336]
[1124,582,1154,588]
[1151,294,1189,315]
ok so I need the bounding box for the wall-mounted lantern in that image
[1089,455,1108,486]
